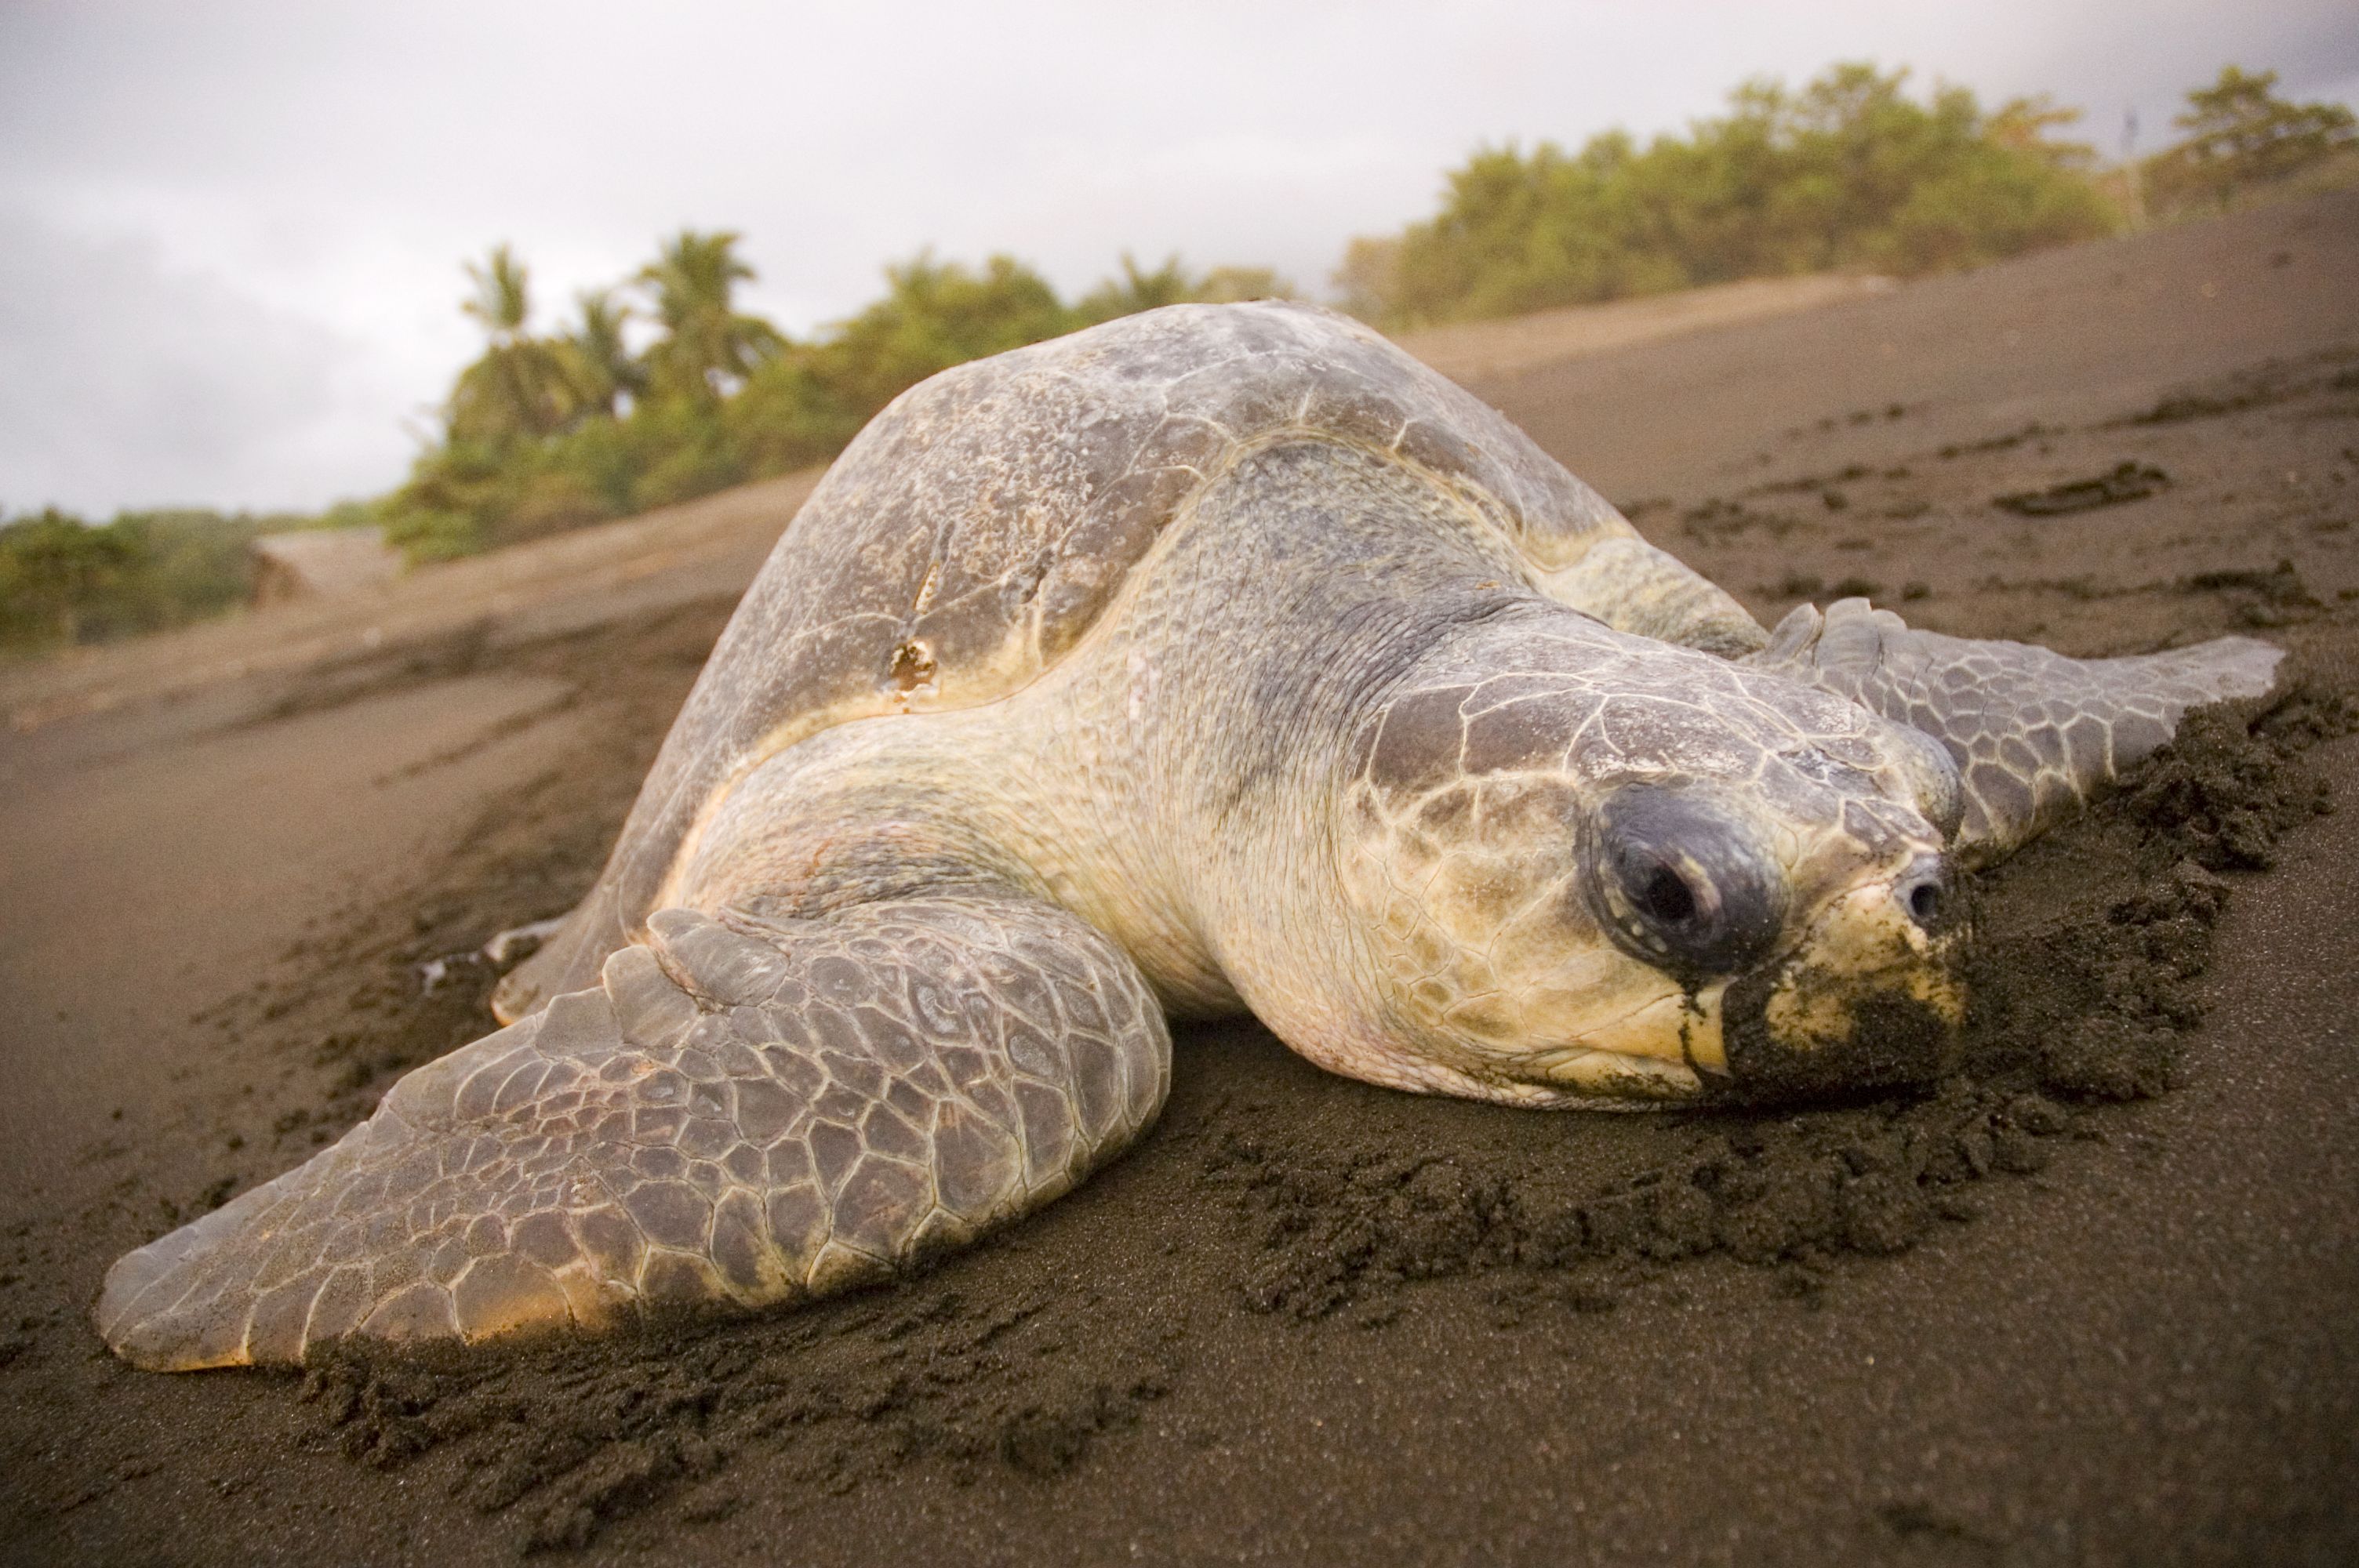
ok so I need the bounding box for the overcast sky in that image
[2,0,2354,517]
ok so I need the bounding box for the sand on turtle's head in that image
[1319,612,1965,1107]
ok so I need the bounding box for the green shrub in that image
[812,252,1076,413]
[380,504,482,564]
[0,506,275,653]
[622,395,748,514]
[1349,62,2121,328]
[726,357,862,478]
[2143,66,2358,216]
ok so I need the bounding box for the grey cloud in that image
[0,212,413,514]
[0,0,2352,515]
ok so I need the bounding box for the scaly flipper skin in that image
[98,896,1169,1370]
[1747,598,2284,863]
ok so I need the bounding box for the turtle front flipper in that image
[98,894,1170,1370]
[1747,597,2283,865]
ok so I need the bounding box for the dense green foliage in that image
[2143,66,2357,217]
[1339,63,2121,327]
[0,506,306,652]
[380,241,1291,561]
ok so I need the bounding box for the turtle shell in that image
[496,301,1637,1017]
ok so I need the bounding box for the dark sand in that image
[4,193,2357,1566]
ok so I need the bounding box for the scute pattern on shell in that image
[500,302,1635,1017]
[97,896,1169,1369]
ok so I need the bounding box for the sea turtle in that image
[99,302,2279,1370]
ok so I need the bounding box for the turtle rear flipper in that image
[488,886,612,1024]
[99,895,1170,1370]
[1749,597,2283,865]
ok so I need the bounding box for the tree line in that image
[4,60,2350,655]
[1336,63,2354,326]
[385,243,1287,562]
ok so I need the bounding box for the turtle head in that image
[1323,624,1968,1106]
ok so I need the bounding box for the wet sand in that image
[3,191,2357,1566]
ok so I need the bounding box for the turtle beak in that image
[1718,854,1965,1099]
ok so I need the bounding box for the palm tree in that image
[637,230,787,401]
[446,245,579,444]
[558,287,643,418]
[461,243,533,342]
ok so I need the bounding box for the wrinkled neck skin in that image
[673,441,1954,1107]
[1102,441,1560,1085]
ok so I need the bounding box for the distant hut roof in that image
[249,527,402,604]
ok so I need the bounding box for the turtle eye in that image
[1633,862,1699,927]
[1608,844,1732,964]
[1590,786,1788,975]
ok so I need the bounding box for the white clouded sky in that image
[2,0,2354,515]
